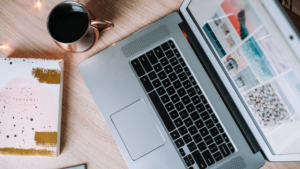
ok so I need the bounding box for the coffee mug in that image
[47,1,114,53]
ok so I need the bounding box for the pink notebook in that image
[0,58,64,157]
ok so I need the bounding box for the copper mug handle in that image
[91,19,114,34]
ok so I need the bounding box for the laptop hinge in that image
[178,20,261,154]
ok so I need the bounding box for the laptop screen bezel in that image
[180,0,300,162]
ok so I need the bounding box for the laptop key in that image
[139,55,153,73]
[222,133,230,143]
[170,130,180,140]
[161,42,170,51]
[211,114,218,123]
[183,134,193,144]
[175,138,185,148]
[186,103,195,113]
[178,72,188,81]
[177,88,186,97]
[195,119,205,129]
[199,127,209,137]
[164,65,173,74]
[175,102,184,111]
[154,46,164,59]
[148,91,175,132]
[196,103,205,113]
[191,96,201,105]
[200,111,210,121]
[187,88,196,97]
[152,79,161,88]
[158,71,167,80]
[168,72,178,82]
[166,50,175,59]
[214,135,224,145]
[148,71,157,80]
[179,126,188,136]
[184,67,191,76]
[165,102,174,112]
[179,110,189,119]
[153,63,163,72]
[131,58,145,77]
[156,87,166,96]
[179,148,186,157]
[182,95,191,105]
[189,76,197,85]
[178,58,186,67]
[205,119,214,129]
[174,118,184,128]
[193,134,202,143]
[168,40,176,48]
[162,78,171,88]
[183,80,192,89]
[161,94,170,104]
[200,95,207,104]
[213,152,223,162]
[202,150,215,166]
[173,80,182,89]
[140,75,154,92]
[205,104,213,114]
[160,57,169,67]
[166,86,176,95]
[209,143,218,153]
[146,50,158,65]
[188,142,197,152]
[169,57,179,66]
[169,110,179,119]
[170,94,180,104]
[227,143,235,153]
[209,127,219,137]
[184,156,192,167]
[187,155,195,165]
[204,135,214,145]
[190,112,200,121]
[216,123,224,133]
[188,126,198,135]
[174,49,181,58]
[174,65,183,74]
[195,86,202,94]
[197,142,207,152]
[192,150,207,169]
[219,144,231,157]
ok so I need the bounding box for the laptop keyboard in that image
[131,40,235,169]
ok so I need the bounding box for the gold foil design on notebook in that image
[58,61,62,69]
[34,131,57,147]
[0,148,54,156]
[32,68,61,84]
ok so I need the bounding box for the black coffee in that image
[48,5,89,43]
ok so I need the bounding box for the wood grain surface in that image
[0,0,299,168]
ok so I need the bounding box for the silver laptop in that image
[79,0,300,168]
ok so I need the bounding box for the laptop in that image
[78,0,300,168]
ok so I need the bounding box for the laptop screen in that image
[187,0,300,155]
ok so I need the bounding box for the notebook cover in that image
[0,58,63,157]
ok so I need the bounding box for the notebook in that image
[0,58,64,157]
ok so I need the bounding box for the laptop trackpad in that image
[111,100,165,160]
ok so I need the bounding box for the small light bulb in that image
[37,0,42,7]
[0,44,7,49]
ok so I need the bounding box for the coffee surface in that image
[49,5,89,43]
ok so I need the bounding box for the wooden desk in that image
[0,0,299,168]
